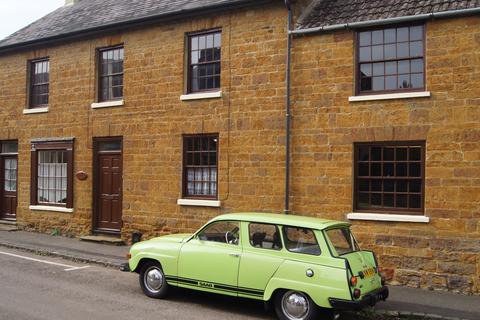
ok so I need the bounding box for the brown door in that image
[1,156,17,220]
[94,138,123,233]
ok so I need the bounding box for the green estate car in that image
[128,213,388,320]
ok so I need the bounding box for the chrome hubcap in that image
[145,267,163,292]
[281,291,309,320]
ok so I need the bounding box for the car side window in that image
[282,227,321,255]
[248,223,282,250]
[197,221,239,245]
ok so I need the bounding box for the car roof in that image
[211,212,350,230]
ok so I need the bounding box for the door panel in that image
[95,150,122,232]
[1,156,17,220]
[178,239,241,292]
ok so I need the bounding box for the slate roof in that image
[298,0,480,29]
[0,0,263,50]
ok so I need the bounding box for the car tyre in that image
[139,261,169,298]
[274,290,319,320]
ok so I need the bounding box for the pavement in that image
[0,226,479,320]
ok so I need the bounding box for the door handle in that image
[229,253,240,258]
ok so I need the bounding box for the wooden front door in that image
[94,138,123,233]
[1,156,17,220]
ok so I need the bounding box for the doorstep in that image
[79,235,125,246]
[0,220,18,231]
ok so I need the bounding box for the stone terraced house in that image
[0,0,478,294]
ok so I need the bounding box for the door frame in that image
[0,140,18,221]
[92,137,123,235]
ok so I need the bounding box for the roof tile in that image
[298,0,480,29]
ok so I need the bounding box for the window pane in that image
[372,77,384,91]
[385,76,397,90]
[360,64,372,77]
[410,26,423,41]
[372,30,383,45]
[198,221,239,245]
[384,44,396,59]
[249,223,282,250]
[411,73,424,88]
[359,47,371,62]
[358,147,369,161]
[2,142,18,154]
[372,45,384,60]
[359,32,371,46]
[397,27,409,42]
[283,227,320,255]
[384,28,396,43]
[372,63,384,76]
[410,41,423,57]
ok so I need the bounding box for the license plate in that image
[363,268,375,278]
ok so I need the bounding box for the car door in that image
[177,220,242,295]
[237,222,285,298]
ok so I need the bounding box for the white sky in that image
[0,0,65,40]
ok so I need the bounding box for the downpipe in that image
[284,0,292,214]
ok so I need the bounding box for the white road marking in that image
[0,251,90,271]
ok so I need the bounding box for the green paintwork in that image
[129,213,384,309]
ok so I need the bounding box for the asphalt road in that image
[0,247,273,320]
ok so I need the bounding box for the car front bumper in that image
[328,286,389,311]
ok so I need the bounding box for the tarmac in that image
[0,226,478,320]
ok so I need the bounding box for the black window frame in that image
[30,139,74,208]
[28,57,50,109]
[186,29,222,94]
[97,45,124,102]
[182,134,219,199]
[355,24,426,95]
[353,141,425,214]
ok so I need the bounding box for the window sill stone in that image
[23,107,49,114]
[346,212,429,223]
[91,100,124,109]
[29,205,74,213]
[349,91,431,102]
[177,199,221,207]
[180,91,222,101]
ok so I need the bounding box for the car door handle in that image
[229,253,241,258]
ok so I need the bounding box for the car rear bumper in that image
[328,286,389,311]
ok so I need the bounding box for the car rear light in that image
[350,276,358,287]
[353,288,361,299]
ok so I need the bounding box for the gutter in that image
[291,7,480,35]
[0,0,272,54]
[284,0,292,214]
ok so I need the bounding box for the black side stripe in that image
[165,275,264,296]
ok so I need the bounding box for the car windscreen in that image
[325,227,359,256]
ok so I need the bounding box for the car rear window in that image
[325,227,359,256]
[282,227,320,256]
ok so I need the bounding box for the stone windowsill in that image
[347,212,430,223]
[349,91,431,102]
[91,99,124,109]
[177,199,221,207]
[29,205,74,213]
[180,91,222,101]
[23,107,49,114]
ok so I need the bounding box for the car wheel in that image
[274,290,319,320]
[139,261,169,298]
